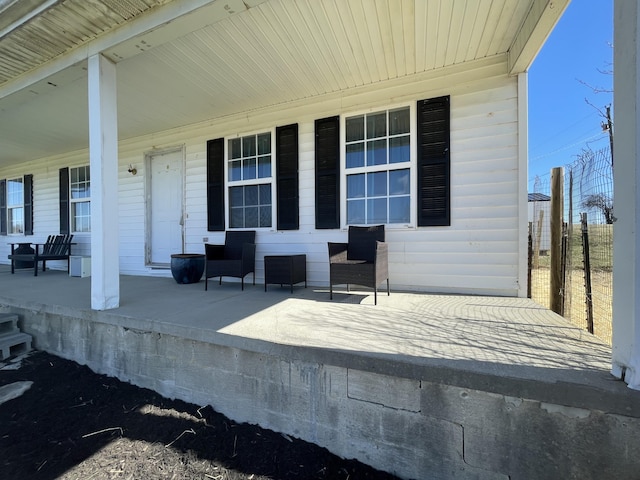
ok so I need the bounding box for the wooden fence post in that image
[550,167,564,315]
[533,209,543,269]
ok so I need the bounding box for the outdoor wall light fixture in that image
[128,164,137,175]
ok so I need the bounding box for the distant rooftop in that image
[528,193,551,202]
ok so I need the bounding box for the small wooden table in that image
[264,254,307,293]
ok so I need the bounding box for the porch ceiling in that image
[0,0,569,167]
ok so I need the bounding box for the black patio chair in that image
[204,230,256,290]
[8,234,74,276]
[328,225,389,305]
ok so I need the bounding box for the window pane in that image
[80,201,90,217]
[71,184,87,199]
[243,136,256,157]
[389,169,410,195]
[347,174,365,199]
[70,165,89,191]
[389,196,410,223]
[245,185,258,206]
[70,166,91,200]
[243,158,256,180]
[8,207,23,234]
[346,143,364,169]
[229,138,241,159]
[367,139,387,166]
[229,184,271,229]
[257,133,271,155]
[389,136,410,164]
[260,206,271,227]
[347,199,365,224]
[245,207,258,227]
[72,202,91,233]
[80,216,90,233]
[230,208,243,228]
[367,198,387,224]
[367,171,387,197]
[258,156,271,178]
[229,132,272,187]
[367,112,386,139]
[389,107,410,135]
[346,116,364,142]
[229,160,242,181]
[7,179,22,207]
[69,167,91,232]
[230,186,243,207]
[259,184,271,204]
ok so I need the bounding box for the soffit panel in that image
[0,0,565,166]
[0,0,170,83]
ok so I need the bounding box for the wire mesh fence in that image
[529,147,613,345]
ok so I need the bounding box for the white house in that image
[0,0,640,468]
[3,1,640,390]
[0,0,569,305]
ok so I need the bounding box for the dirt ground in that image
[0,350,400,480]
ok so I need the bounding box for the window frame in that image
[224,128,276,230]
[6,177,24,235]
[340,103,417,229]
[69,165,91,234]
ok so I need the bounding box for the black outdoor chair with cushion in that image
[204,230,256,290]
[328,225,389,305]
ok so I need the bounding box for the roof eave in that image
[508,0,570,75]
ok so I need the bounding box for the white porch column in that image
[88,54,120,310]
[517,72,529,298]
[612,1,640,389]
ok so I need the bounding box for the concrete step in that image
[0,332,32,360]
[0,313,19,336]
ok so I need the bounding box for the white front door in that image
[146,147,184,266]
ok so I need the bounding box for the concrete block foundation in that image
[5,302,640,480]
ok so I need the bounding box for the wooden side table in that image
[264,254,307,293]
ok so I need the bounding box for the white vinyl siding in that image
[0,57,522,296]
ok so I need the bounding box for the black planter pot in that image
[170,254,205,284]
[14,243,35,269]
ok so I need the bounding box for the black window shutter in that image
[0,179,6,236]
[23,174,33,235]
[207,138,225,231]
[315,116,340,229]
[59,167,70,234]
[417,96,451,227]
[276,123,299,230]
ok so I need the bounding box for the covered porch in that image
[1,267,638,479]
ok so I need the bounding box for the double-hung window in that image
[345,106,411,225]
[6,178,24,234]
[0,175,32,236]
[227,132,273,228]
[70,166,91,233]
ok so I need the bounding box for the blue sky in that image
[528,0,613,190]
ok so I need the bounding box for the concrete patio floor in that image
[0,264,637,418]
